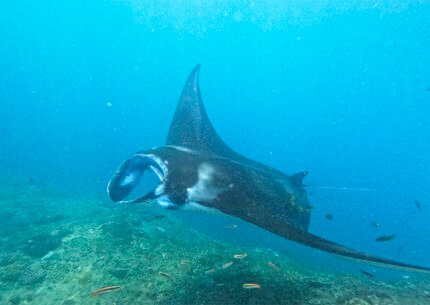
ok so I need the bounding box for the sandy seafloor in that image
[1,181,429,305]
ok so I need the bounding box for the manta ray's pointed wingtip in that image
[193,63,201,72]
[180,64,201,96]
[189,64,201,89]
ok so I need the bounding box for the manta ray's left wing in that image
[166,65,238,158]
[261,218,430,273]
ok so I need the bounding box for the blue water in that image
[1,0,429,278]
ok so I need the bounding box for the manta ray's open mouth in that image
[107,153,166,204]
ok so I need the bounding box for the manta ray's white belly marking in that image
[187,163,222,203]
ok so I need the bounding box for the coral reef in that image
[0,182,429,305]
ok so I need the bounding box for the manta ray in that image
[108,65,429,273]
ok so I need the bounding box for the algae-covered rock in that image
[1,265,22,282]
[19,262,47,285]
[76,271,93,284]
[101,221,134,245]
[110,268,129,279]
[32,214,67,226]
[1,181,430,305]
[345,297,371,305]
[22,234,62,257]
[8,295,21,305]
[0,253,17,266]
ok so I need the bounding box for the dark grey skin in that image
[108,65,430,273]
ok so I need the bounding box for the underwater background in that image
[1,1,429,304]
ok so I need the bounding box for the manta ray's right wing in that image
[276,223,430,273]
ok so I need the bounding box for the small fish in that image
[180,260,190,265]
[158,271,174,279]
[233,253,247,259]
[414,200,422,211]
[267,261,280,271]
[360,269,376,278]
[222,261,234,269]
[242,283,261,289]
[375,234,395,242]
[153,214,167,219]
[205,268,216,274]
[325,213,333,221]
[228,224,238,229]
[90,285,122,297]
[370,220,380,228]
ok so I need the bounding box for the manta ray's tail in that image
[282,226,430,273]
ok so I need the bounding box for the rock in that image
[110,268,129,279]
[0,254,16,266]
[1,266,21,282]
[19,263,47,285]
[9,295,21,304]
[22,234,62,257]
[32,214,67,226]
[76,271,92,284]
[345,298,371,305]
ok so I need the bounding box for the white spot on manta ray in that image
[182,201,222,215]
[154,183,165,196]
[165,145,199,154]
[187,163,222,202]
[157,195,175,208]
[120,173,136,186]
